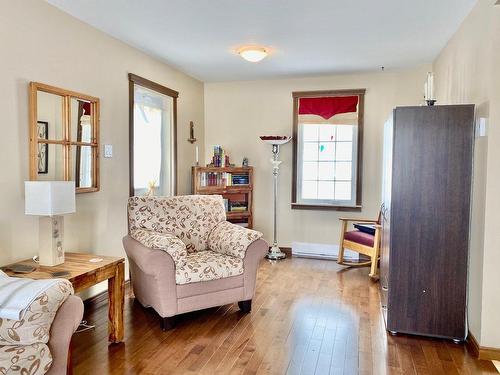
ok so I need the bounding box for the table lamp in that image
[25,181,76,266]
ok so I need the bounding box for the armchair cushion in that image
[175,250,243,285]
[344,230,375,247]
[128,195,226,253]
[130,228,187,268]
[208,221,263,259]
[0,343,52,375]
[0,280,73,346]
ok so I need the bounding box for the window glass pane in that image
[318,181,335,200]
[303,143,318,161]
[319,125,336,142]
[335,181,351,200]
[318,162,334,180]
[334,162,352,180]
[302,162,318,180]
[335,142,352,161]
[318,142,335,161]
[302,181,318,199]
[302,124,319,141]
[133,85,174,196]
[336,125,353,141]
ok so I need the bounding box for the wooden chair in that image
[337,212,381,278]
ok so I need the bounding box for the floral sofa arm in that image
[130,229,187,268]
[208,221,263,259]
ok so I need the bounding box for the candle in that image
[429,73,434,100]
[424,82,428,100]
[195,146,199,165]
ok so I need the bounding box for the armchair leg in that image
[160,316,175,331]
[238,300,252,313]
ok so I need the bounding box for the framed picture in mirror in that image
[37,121,48,174]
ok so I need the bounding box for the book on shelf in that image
[229,202,247,212]
[231,173,249,185]
[199,172,235,187]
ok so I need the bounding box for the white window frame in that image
[296,123,358,207]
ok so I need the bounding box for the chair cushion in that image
[130,228,187,268]
[0,280,73,346]
[175,250,243,285]
[344,230,375,247]
[128,195,226,253]
[208,221,263,259]
[0,343,52,375]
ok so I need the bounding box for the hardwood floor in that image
[72,257,497,375]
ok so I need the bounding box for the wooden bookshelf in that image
[192,166,254,229]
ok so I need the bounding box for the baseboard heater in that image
[291,242,359,261]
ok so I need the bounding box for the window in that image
[129,74,178,197]
[292,89,365,210]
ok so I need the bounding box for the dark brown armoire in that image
[380,105,475,341]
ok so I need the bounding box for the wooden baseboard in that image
[467,331,500,361]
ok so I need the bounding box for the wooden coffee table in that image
[2,252,125,343]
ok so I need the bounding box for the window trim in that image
[291,89,365,211]
[128,73,179,197]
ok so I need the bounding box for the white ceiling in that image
[46,0,477,82]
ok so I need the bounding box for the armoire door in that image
[387,105,474,340]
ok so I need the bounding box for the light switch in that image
[104,144,113,158]
[476,118,488,137]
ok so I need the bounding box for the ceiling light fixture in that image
[238,46,268,62]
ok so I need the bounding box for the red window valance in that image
[299,96,359,120]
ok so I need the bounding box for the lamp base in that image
[266,245,286,260]
[38,216,65,266]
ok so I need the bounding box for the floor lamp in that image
[260,136,292,260]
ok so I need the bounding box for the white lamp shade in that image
[25,181,76,216]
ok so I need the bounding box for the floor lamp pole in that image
[267,143,286,260]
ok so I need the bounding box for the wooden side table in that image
[2,252,125,343]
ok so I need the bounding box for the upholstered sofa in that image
[0,279,84,375]
[123,195,268,330]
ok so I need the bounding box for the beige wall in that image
[0,0,204,297]
[204,66,430,247]
[433,0,500,348]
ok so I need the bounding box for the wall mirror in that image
[29,82,100,193]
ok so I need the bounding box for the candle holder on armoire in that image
[259,136,292,260]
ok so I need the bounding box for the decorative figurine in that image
[242,157,249,167]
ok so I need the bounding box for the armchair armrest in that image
[208,221,263,259]
[46,295,84,375]
[130,228,187,268]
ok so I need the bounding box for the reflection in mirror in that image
[71,98,93,143]
[36,91,64,140]
[72,145,94,188]
[37,143,65,180]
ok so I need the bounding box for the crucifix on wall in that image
[187,121,197,143]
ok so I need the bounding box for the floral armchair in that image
[122,195,268,330]
[0,279,83,375]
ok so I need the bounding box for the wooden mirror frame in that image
[29,82,100,193]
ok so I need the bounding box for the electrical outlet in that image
[103,144,113,158]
